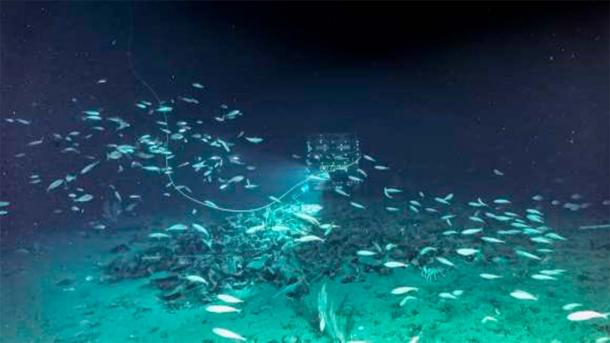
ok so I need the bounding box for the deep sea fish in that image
[399,295,417,306]
[409,200,422,207]
[481,316,498,323]
[350,201,366,209]
[217,294,244,304]
[206,305,241,313]
[545,232,566,240]
[334,187,350,197]
[383,187,402,198]
[46,179,64,192]
[74,194,93,202]
[510,290,538,301]
[362,154,376,162]
[166,223,188,231]
[148,233,170,239]
[530,236,553,244]
[391,286,418,295]
[185,275,208,284]
[481,236,505,244]
[419,246,437,255]
[435,257,455,267]
[538,269,566,276]
[293,212,320,226]
[192,223,209,236]
[27,137,44,146]
[156,105,173,113]
[439,292,458,299]
[212,328,246,341]
[562,303,583,311]
[80,161,100,175]
[356,168,368,178]
[244,136,263,144]
[461,228,483,235]
[295,235,324,243]
[469,216,485,223]
[456,248,479,256]
[246,224,265,234]
[567,311,609,321]
[515,249,541,260]
[348,175,364,183]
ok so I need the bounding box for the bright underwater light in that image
[306,133,361,189]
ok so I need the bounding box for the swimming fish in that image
[217,294,244,304]
[435,257,455,267]
[246,224,265,234]
[531,274,557,281]
[245,136,263,144]
[456,248,479,256]
[479,273,503,280]
[334,187,350,197]
[192,223,209,236]
[80,161,100,175]
[293,212,320,226]
[357,250,377,257]
[295,235,324,243]
[515,249,541,260]
[149,233,170,239]
[567,310,609,321]
[391,286,418,295]
[363,154,376,162]
[212,328,246,341]
[562,303,583,311]
[510,290,538,301]
[383,261,407,268]
[481,236,505,244]
[383,187,402,198]
[206,305,240,313]
[74,194,93,202]
[350,201,366,209]
[185,275,208,284]
[47,179,64,192]
[481,316,498,323]
[166,223,188,231]
[461,228,483,235]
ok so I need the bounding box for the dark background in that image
[1,2,608,239]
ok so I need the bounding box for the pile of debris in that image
[101,199,468,308]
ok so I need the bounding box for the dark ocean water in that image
[0,3,608,342]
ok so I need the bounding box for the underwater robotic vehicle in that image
[306,133,361,189]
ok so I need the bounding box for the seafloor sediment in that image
[1,200,608,343]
